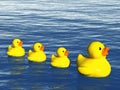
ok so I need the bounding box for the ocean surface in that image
[0,0,120,90]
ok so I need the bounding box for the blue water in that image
[0,0,120,89]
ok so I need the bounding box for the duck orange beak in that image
[40,45,44,51]
[64,50,69,56]
[19,41,23,46]
[102,47,109,56]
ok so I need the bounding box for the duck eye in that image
[62,51,64,52]
[38,46,40,48]
[99,47,101,50]
[17,41,19,43]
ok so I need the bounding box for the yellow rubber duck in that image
[7,38,25,57]
[50,47,70,68]
[77,41,111,78]
[27,42,46,62]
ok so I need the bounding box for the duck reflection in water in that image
[7,56,28,75]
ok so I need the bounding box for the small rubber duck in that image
[77,41,111,78]
[7,38,25,57]
[27,42,46,62]
[50,47,70,68]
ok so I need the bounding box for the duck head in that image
[33,42,44,52]
[56,47,69,57]
[87,41,109,58]
[12,38,23,47]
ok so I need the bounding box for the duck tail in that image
[28,50,32,55]
[51,54,55,61]
[77,54,85,66]
[8,45,12,51]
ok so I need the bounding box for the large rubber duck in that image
[77,41,111,78]
[27,42,46,62]
[7,38,25,57]
[50,47,70,68]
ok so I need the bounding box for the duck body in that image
[7,46,25,57]
[77,54,111,77]
[77,41,111,78]
[51,55,70,68]
[27,42,46,62]
[28,50,46,62]
[51,47,70,68]
[7,38,25,57]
